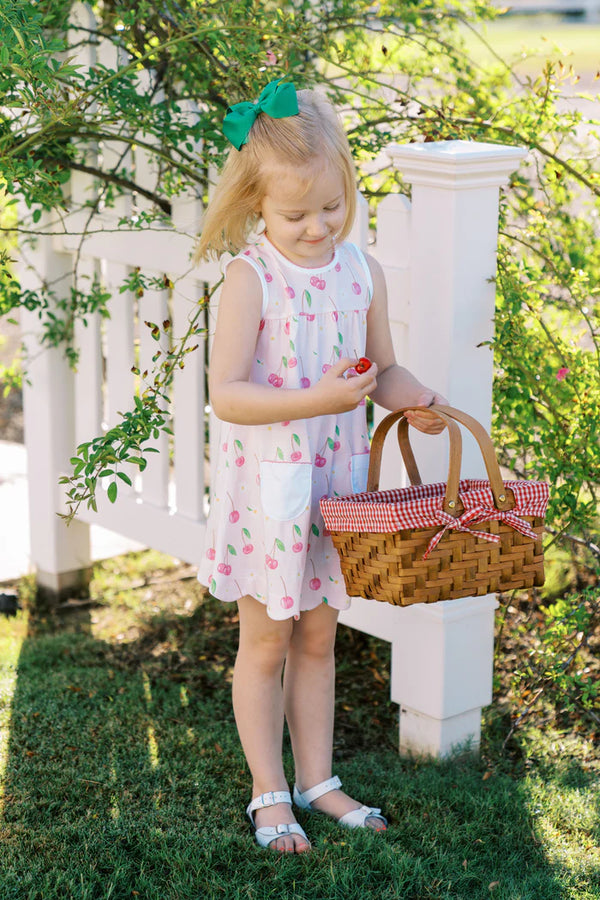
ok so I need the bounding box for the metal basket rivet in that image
[448,500,456,508]
[499,493,506,501]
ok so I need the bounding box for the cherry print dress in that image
[197,236,373,620]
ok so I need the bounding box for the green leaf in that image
[107,481,118,503]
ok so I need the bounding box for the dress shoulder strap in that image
[224,250,270,319]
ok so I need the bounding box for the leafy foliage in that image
[1,1,599,730]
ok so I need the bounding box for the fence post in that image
[386,140,525,756]
[20,219,92,602]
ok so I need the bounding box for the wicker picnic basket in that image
[320,405,549,606]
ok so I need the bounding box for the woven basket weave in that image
[320,405,549,607]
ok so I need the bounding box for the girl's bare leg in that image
[232,595,310,853]
[283,602,386,829]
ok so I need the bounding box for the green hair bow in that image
[222,78,299,150]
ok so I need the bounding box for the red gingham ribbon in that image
[423,506,539,559]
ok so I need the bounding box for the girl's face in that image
[259,161,347,268]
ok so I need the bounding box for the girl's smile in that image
[259,162,347,268]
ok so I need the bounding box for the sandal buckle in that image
[262,791,275,807]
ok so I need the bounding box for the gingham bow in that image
[423,506,538,559]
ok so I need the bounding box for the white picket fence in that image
[18,4,528,757]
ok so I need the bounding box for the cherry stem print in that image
[266,537,285,570]
[290,432,302,461]
[241,527,254,555]
[217,544,236,576]
[280,577,294,610]
[234,439,245,467]
[299,357,310,389]
[315,427,340,466]
[292,523,303,553]
[309,559,321,591]
[300,289,314,320]
[227,493,240,523]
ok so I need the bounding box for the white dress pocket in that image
[350,452,371,494]
[260,461,312,521]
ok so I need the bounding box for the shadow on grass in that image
[0,573,596,900]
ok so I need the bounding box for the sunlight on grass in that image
[0,614,27,813]
[147,724,160,770]
[463,16,600,74]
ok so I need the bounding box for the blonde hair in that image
[194,88,357,262]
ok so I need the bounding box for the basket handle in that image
[367,405,516,514]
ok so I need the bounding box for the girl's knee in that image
[237,595,293,668]
[290,606,338,659]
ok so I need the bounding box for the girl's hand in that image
[312,357,378,415]
[403,390,448,435]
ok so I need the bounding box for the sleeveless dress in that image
[197,235,373,620]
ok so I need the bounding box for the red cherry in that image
[355,357,372,374]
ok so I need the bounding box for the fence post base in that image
[34,565,92,608]
[399,707,482,758]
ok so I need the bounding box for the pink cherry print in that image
[332,441,340,451]
[268,373,278,385]
[285,286,295,299]
[280,576,294,610]
[310,276,319,287]
[265,272,273,283]
[259,319,266,331]
[301,377,311,389]
[217,563,232,575]
[318,279,326,290]
[227,493,240,523]
[292,542,303,553]
[244,250,251,256]
[335,262,341,272]
[309,560,321,590]
[291,451,302,462]
[352,282,362,295]
[274,376,284,388]
[322,363,331,374]
[306,314,315,321]
[242,528,254,555]
[235,456,245,467]
[222,442,228,452]
[206,548,216,560]
[266,555,278,570]
[315,454,326,468]
[288,357,297,368]
[284,321,291,335]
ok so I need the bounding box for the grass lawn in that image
[463,15,600,75]
[0,551,598,900]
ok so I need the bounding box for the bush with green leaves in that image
[1,0,598,727]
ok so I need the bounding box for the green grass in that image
[462,15,600,75]
[0,551,598,900]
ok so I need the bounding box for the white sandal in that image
[246,790,311,851]
[293,775,387,830]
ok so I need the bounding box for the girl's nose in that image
[305,216,327,237]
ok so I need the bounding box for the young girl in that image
[195,78,446,854]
